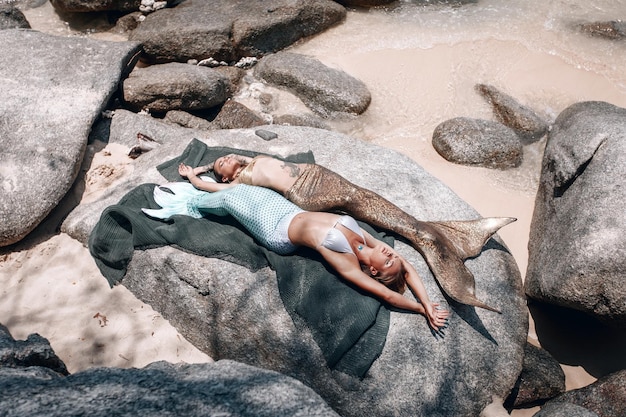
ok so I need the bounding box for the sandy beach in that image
[2,1,626,415]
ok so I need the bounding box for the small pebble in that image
[255,129,278,141]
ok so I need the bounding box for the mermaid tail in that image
[142,182,210,219]
[284,164,516,311]
[413,218,516,313]
[427,217,517,259]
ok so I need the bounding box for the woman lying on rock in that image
[179,154,516,313]
[142,177,450,332]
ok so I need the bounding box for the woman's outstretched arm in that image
[318,246,449,331]
[192,162,214,176]
[179,163,236,192]
[360,229,450,331]
[402,258,450,331]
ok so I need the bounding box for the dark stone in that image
[580,20,626,40]
[505,342,565,409]
[0,324,68,376]
[255,129,279,141]
[0,5,31,29]
[212,100,268,129]
[537,369,626,417]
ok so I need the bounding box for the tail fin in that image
[427,217,516,259]
[414,217,516,313]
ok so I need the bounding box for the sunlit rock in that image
[0,29,141,247]
[476,83,549,144]
[254,52,372,117]
[129,0,346,64]
[122,63,231,113]
[432,117,523,169]
[525,101,626,326]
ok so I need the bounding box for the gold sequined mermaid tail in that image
[285,164,516,311]
[411,218,517,313]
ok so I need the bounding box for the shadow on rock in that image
[529,301,626,378]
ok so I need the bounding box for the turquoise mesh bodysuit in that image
[143,183,304,255]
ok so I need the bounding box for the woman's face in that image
[214,155,241,182]
[369,244,401,277]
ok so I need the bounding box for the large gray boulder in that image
[129,0,346,64]
[0,324,339,417]
[475,83,549,144]
[432,117,523,169]
[525,101,626,326]
[122,63,232,113]
[62,110,527,417]
[254,52,372,117]
[0,29,141,247]
[535,369,626,417]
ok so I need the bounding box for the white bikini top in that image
[320,215,365,254]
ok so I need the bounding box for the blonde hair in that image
[362,262,407,294]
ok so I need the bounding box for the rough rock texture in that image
[164,110,214,130]
[475,83,549,144]
[50,0,146,13]
[579,20,626,40]
[505,343,565,409]
[2,361,341,417]
[534,401,599,417]
[254,52,371,117]
[0,4,31,29]
[129,0,346,64]
[525,101,626,326]
[62,109,527,417]
[432,117,523,169]
[0,29,141,247]
[0,324,68,376]
[211,100,268,129]
[274,113,331,130]
[0,324,339,417]
[122,63,232,113]
[536,369,626,417]
[335,0,396,6]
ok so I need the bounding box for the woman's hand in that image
[424,302,450,332]
[178,163,196,178]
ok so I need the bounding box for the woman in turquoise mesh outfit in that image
[142,175,450,332]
